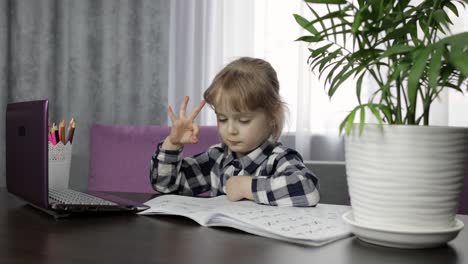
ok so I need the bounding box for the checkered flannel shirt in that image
[150,140,320,207]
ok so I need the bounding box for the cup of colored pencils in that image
[48,118,75,189]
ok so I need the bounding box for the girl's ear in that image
[269,121,276,138]
[270,121,275,129]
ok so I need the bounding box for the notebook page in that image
[140,195,352,245]
[206,215,345,246]
[211,200,352,243]
[139,195,230,225]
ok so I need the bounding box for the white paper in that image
[139,195,352,246]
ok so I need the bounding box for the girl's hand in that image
[163,96,206,149]
[225,176,254,202]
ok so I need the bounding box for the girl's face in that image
[215,109,272,158]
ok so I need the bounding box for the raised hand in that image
[164,96,206,149]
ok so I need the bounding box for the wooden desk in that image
[1,188,467,264]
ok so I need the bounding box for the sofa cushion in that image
[88,123,219,193]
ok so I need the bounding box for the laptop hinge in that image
[28,203,70,219]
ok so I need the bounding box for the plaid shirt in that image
[150,141,320,207]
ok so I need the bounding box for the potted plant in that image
[295,0,468,248]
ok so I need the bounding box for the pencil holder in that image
[48,142,73,189]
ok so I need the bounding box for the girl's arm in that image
[151,96,212,195]
[150,143,221,196]
[251,149,320,207]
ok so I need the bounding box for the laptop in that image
[6,99,150,218]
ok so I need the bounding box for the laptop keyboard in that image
[49,188,118,206]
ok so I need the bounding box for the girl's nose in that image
[227,121,238,134]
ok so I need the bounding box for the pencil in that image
[53,123,60,145]
[59,120,66,144]
[49,128,56,145]
[67,118,75,144]
[48,120,52,144]
[52,123,58,145]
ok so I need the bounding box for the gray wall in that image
[0,0,170,189]
[280,134,345,162]
[0,1,6,189]
[281,134,348,205]
[305,161,348,205]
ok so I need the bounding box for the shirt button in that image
[232,160,240,168]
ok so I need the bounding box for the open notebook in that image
[139,195,352,246]
[5,99,149,218]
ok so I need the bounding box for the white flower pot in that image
[345,124,468,231]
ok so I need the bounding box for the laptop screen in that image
[6,99,49,209]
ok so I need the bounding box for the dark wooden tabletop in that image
[1,188,467,264]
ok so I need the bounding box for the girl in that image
[150,57,320,207]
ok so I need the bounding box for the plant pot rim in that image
[353,123,468,132]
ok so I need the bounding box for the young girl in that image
[150,57,320,207]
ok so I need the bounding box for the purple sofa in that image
[87,123,219,193]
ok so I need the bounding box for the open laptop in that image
[6,99,150,218]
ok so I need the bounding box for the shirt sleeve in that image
[251,149,320,207]
[149,142,217,196]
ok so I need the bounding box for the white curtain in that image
[252,1,363,157]
[169,0,468,159]
[430,4,468,127]
[168,0,254,126]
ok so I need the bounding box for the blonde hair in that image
[204,57,286,141]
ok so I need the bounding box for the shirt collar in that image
[221,140,279,173]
